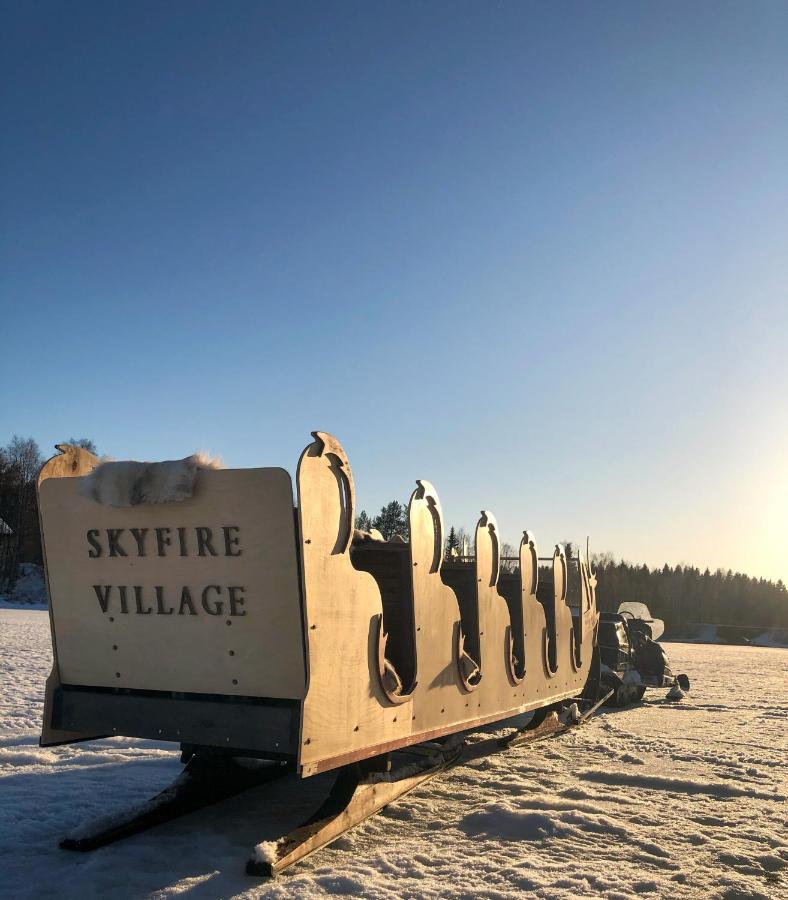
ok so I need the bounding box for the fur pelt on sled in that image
[458,634,481,684]
[352,528,386,543]
[80,452,223,507]
[381,657,403,695]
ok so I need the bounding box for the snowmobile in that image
[598,602,690,705]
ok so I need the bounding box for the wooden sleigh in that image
[37,431,599,873]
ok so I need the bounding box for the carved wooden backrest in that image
[472,511,520,711]
[519,530,552,692]
[549,544,576,691]
[297,433,412,773]
[407,480,472,724]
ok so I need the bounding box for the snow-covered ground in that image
[1,610,785,900]
[0,564,48,609]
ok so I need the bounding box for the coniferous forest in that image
[589,554,786,628]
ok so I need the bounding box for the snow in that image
[558,702,581,725]
[0,564,48,609]
[252,841,279,865]
[751,630,788,649]
[664,625,788,648]
[1,608,786,899]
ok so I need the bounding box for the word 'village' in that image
[91,583,247,617]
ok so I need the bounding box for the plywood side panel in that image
[519,531,554,698]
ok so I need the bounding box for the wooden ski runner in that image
[248,694,614,877]
[59,693,611,874]
[246,740,463,877]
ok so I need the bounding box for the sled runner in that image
[246,737,464,876]
[60,702,605,876]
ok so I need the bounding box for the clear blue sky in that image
[2,2,787,582]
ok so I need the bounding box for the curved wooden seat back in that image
[472,511,523,716]
[518,531,553,700]
[548,544,577,692]
[297,433,412,773]
[407,480,471,728]
[573,552,598,670]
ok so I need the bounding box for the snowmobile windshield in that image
[618,601,652,621]
[617,602,665,640]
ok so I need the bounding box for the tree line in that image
[589,554,786,628]
[355,503,787,629]
[2,454,786,628]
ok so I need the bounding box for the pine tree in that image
[354,510,372,532]
[445,526,460,559]
[371,501,408,540]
